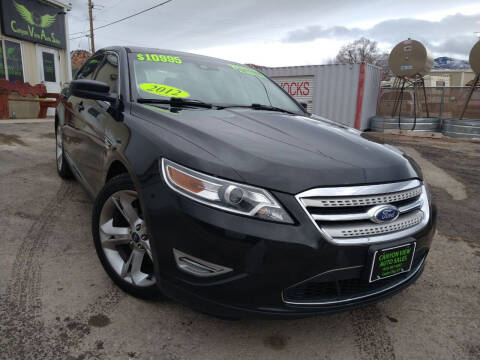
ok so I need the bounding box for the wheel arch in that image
[103,156,146,211]
[105,160,130,183]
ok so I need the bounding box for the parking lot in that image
[0,120,479,360]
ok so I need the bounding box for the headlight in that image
[161,159,293,224]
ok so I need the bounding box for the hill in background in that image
[433,57,470,70]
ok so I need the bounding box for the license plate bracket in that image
[369,242,416,283]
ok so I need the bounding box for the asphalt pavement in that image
[1,120,479,360]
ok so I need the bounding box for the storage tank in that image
[388,39,434,78]
[444,41,480,138]
[470,40,480,75]
[257,63,382,130]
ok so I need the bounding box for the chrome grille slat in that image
[312,212,370,221]
[311,199,424,222]
[323,210,424,238]
[295,180,430,245]
[302,186,422,208]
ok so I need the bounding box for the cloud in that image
[284,26,360,43]
[67,0,336,51]
[192,39,346,67]
[283,13,480,57]
[429,36,478,55]
[66,0,480,64]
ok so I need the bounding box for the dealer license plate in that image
[369,242,416,282]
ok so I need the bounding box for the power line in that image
[69,0,173,39]
[93,0,173,30]
[70,34,90,41]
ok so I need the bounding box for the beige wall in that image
[1,34,67,85]
[1,34,67,118]
[386,70,476,88]
[428,70,475,87]
[8,93,40,118]
[424,74,450,87]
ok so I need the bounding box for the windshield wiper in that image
[138,97,213,109]
[251,103,296,114]
[218,103,296,115]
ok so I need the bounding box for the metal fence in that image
[377,86,480,119]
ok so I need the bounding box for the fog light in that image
[173,249,233,277]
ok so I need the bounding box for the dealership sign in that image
[271,76,314,112]
[280,81,311,96]
[0,0,66,49]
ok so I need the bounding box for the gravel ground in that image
[1,121,479,360]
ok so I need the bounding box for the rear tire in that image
[55,123,73,179]
[92,174,159,299]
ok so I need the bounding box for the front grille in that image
[324,210,424,238]
[283,255,426,305]
[302,186,422,207]
[297,179,429,244]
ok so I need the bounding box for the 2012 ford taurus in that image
[55,46,436,318]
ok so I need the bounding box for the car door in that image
[63,54,103,192]
[86,52,121,194]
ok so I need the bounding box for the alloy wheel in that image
[99,190,155,287]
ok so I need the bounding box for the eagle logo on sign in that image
[14,1,57,28]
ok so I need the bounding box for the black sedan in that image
[55,46,436,318]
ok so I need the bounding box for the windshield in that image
[129,52,304,114]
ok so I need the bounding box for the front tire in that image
[92,174,159,299]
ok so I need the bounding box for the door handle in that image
[77,102,85,112]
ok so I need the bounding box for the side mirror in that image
[71,79,116,102]
[299,101,308,110]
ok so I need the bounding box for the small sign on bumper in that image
[369,242,416,282]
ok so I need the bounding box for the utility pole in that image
[88,0,95,53]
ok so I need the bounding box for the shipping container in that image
[257,63,382,130]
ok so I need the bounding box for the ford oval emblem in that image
[368,205,400,224]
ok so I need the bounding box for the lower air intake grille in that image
[283,255,426,305]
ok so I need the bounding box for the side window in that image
[94,53,119,94]
[76,55,103,80]
[4,41,24,82]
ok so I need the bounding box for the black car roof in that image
[96,46,239,66]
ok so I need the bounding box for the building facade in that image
[0,0,72,117]
[383,69,474,88]
[428,69,475,87]
[423,73,450,87]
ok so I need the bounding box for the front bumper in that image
[142,178,437,318]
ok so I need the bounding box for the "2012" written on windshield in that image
[136,53,182,64]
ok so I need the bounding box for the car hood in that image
[133,104,419,194]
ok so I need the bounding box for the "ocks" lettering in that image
[280,81,310,96]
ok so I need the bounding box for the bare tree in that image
[334,37,391,78]
[335,37,381,64]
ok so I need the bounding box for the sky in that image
[67,0,480,67]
